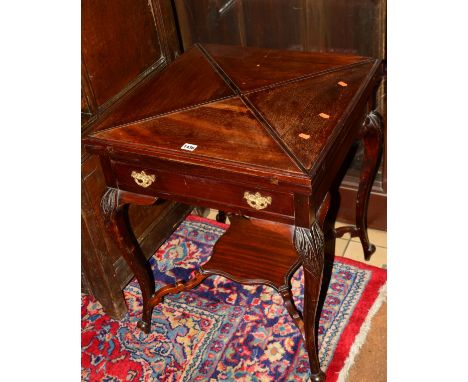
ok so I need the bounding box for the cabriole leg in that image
[333,110,384,260]
[295,223,325,382]
[356,111,384,260]
[101,188,157,333]
[294,194,330,382]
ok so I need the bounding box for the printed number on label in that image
[181,143,197,151]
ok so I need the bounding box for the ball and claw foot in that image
[309,370,326,382]
[137,320,151,334]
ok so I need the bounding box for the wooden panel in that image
[94,45,235,131]
[81,0,164,107]
[246,61,376,170]
[93,97,300,173]
[242,0,303,49]
[175,0,303,50]
[174,0,246,47]
[82,155,122,266]
[175,0,385,59]
[301,0,386,57]
[112,162,295,218]
[81,88,89,115]
[81,157,128,318]
[338,186,386,230]
[203,44,368,92]
[203,215,298,288]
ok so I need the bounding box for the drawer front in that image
[112,162,294,217]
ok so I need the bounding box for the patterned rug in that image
[82,215,386,382]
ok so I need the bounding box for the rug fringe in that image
[336,283,387,382]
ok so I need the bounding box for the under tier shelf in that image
[200,215,301,290]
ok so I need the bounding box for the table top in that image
[85,43,381,190]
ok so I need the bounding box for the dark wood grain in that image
[201,216,299,288]
[337,186,386,230]
[111,161,295,217]
[174,0,247,47]
[149,271,208,307]
[175,0,385,59]
[203,43,369,92]
[81,0,163,107]
[173,0,387,230]
[294,193,330,382]
[246,61,376,170]
[81,180,127,317]
[92,97,301,173]
[93,45,236,131]
[84,44,384,380]
[100,188,158,333]
[81,0,193,320]
[334,110,384,259]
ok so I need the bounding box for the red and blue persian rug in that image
[82,215,386,382]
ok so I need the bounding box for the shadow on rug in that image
[82,215,386,382]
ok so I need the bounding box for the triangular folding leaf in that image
[204,44,370,92]
[246,61,375,170]
[97,45,235,130]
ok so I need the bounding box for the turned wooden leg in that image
[334,110,384,260]
[294,194,330,382]
[101,188,158,333]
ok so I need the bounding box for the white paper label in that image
[181,143,197,151]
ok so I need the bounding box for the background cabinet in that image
[81,0,193,319]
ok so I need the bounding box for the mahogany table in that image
[83,44,383,381]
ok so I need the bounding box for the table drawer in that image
[112,162,294,217]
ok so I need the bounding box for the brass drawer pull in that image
[243,191,272,210]
[131,170,156,188]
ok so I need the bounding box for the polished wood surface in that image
[94,45,236,131]
[84,44,384,381]
[202,215,299,288]
[246,61,377,170]
[95,97,301,173]
[82,0,163,108]
[173,0,387,230]
[203,44,369,92]
[174,0,385,58]
[86,44,381,190]
[334,111,384,259]
[81,0,193,319]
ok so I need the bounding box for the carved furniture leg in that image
[101,188,158,333]
[334,110,384,260]
[294,194,330,382]
[355,111,384,260]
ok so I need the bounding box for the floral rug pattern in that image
[82,215,386,382]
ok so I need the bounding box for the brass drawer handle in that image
[131,170,156,188]
[243,191,272,210]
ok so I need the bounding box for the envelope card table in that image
[83,43,383,381]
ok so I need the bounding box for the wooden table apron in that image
[83,44,383,382]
